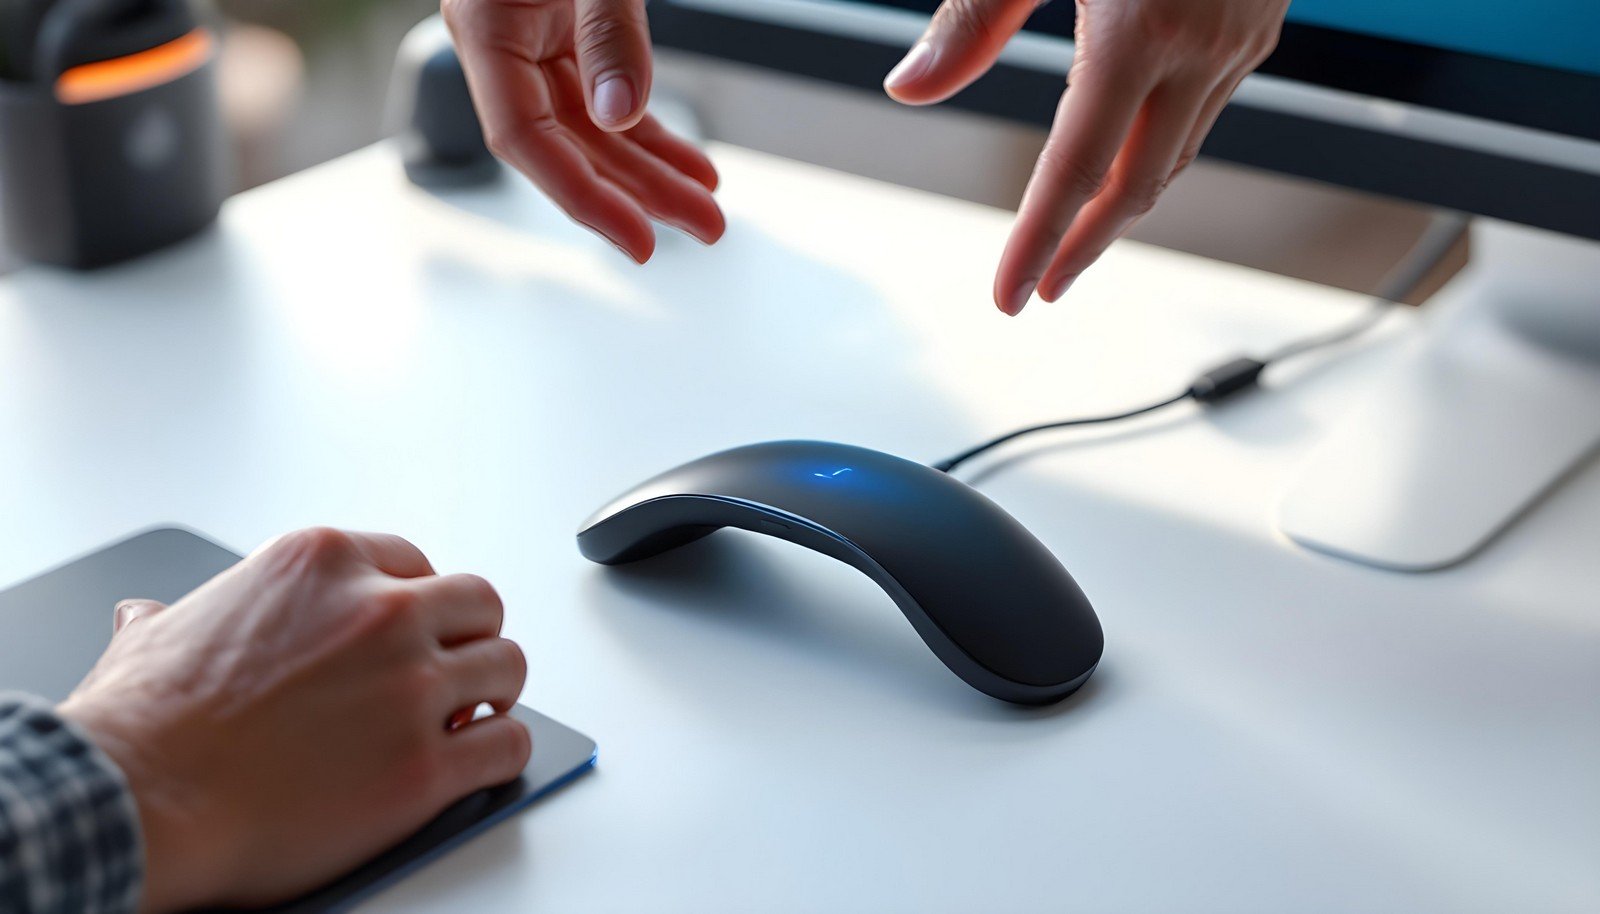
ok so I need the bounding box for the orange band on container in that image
[54,28,212,105]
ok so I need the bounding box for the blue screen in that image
[1286,0,1600,76]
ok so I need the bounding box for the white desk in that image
[1,144,1596,913]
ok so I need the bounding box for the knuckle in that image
[1042,147,1110,200]
[1198,31,1245,65]
[481,720,533,780]
[457,573,504,612]
[287,525,348,553]
[481,128,512,162]
[1113,173,1168,215]
[360,586,423,633]
[1123,5,1271,71]
[1128,4,1187,49]
[397,660,446,707]
[275,526,352,567]
[503,721,534,770]
[480,122,512,161]
[484,116,562,164]
[935,0,1000,46]
[1171,147,1201,177]
[1248,26,1283,64]
[574,8,641,63]
[498,638,529,685]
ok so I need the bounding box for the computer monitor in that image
[649,0,1599,237]
[650,0,1600,570]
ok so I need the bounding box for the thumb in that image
[883,0,1038,105]
[114,599,168,634]
[574,0,653,131]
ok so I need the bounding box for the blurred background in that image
[31,0,1458,296]
[206,0,431,188]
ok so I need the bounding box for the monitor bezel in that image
[863,0,1600,142]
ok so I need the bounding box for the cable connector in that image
[1188,356,1267,404]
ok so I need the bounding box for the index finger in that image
[1036,78,1215,301]
[994,66,1154,315]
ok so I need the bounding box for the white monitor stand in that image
[1279,219,1600,572]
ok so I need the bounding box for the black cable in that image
[932,212,1471,475]
[1261,212,1469,365]
[1258,299,1391,363]
[931,356,1269,473]
[930,390,1194,473]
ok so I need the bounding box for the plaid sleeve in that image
[0,693,143,914]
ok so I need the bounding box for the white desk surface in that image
[1,143,1596,913]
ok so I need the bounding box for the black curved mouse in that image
[577,441,1102,704]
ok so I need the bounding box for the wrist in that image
[59,697,237,914]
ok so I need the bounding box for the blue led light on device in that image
[813,467,854,480]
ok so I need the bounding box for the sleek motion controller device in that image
[578,440,1104,705]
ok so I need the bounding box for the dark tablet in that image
[0,526,596,912]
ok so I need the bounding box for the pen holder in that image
[0,2,227,269]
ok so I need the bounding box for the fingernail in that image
[884,42,935,91]
[609,238,645,263]
[593,74,635,127]
[1002,277,1037,316]
[662,217,717,246]
[1043,273,1078,301]
[584,225,642,262]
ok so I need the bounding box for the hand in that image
[443,0,724,263]
[58,528,530,913]
[884,0,1288,314]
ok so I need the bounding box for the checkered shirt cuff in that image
[0,692,143,914]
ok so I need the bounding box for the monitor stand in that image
[1278,219,1600,572]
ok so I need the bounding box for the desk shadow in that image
[587,533,1112,723]
[363,770,601,910]
[410,168,732,322]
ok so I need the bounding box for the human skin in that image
[441,0,724,263]
[58,527,531,913]
[884,0,1291,313]
[445,0,1287,314]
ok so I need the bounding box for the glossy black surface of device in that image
[578,441,1103,704]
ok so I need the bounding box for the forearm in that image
[0,693,143,914]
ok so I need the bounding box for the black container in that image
[0,0,227,268]
[391,15,498,189]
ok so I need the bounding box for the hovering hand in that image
[885,0,1289,314]
[59,528,529,912]
[443,0,724,263]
